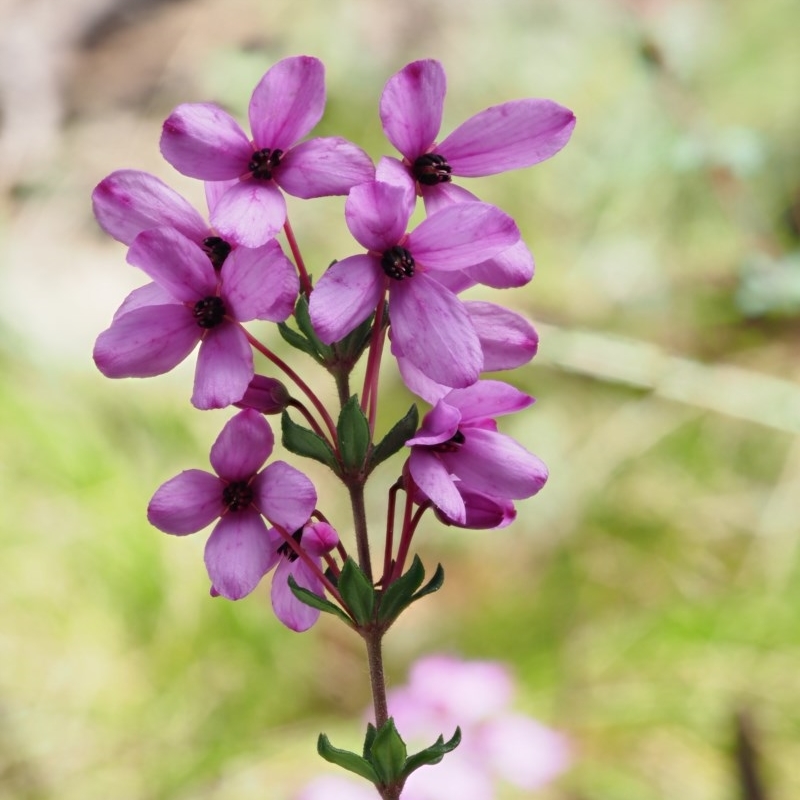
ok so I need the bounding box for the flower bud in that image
[234,375,290,414]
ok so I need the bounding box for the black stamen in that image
[222,481,254,511]
[278,528,304,562]
[412,153,452,186]
[381,245,415,280]
[202,236,232,270]
[431,430,465,453]
[193,296,226,328]
[248,148,284,180]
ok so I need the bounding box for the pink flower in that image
[308,180,520,388]
[160,55,375,247]
[147,409,316,600]
[406,381,548,524]
[92,226,298,409]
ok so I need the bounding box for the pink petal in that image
[420,180,478,214]
[93,304,198,378]
[204,511,279,600]
[406,202,519,271]
[112,282,176,323]
[465,239,534,288]
[191,323,253,410]
[308,254,384,344]
[439,486,517,529]
[209,180,286,248]
[271,557,322,632]
[444,380,533,422]
[465,301,538,371]
[395,352,450,404]
[380,59,446,161]
[390,275,481,388]
[276,137,375,199]
[249,56,325,150]
[439,98,576,177]
[92,170,209,245]
[160,103,253,179]
[253,461,317,532]
[204,178,239,214]
[147,469,224,534]
[127,227,217,301]
[375,155,417,203]
[406,401,461,446]
[408,449,465,524]
[220,240,298,322]
[345,181,411,252]
[301,521,339,557]
[209,409,274,481]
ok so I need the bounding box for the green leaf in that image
[369,718,408,785]
[362,722,378,759]
[377,555,426,624]
[412,563,445,602]
[369,404,418,473]
[337,395,371,471]
[338,557,376,625]
[281,411,338,472]
[333,311,375,363]
[277,321,322,362]
[287,574,353,626]
[294,295,332,357]
[318,733,380,783]
[402,727,461,778]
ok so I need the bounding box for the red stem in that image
[382,481,402,586]
[283,217,313,296]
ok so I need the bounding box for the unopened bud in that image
[235,375,290,414]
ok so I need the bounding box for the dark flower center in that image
[193,296,226,328]
[222,480,254,512]
[248,148,284,180]
[278,528,304,562]
[381,245,415,280]
[431,430,465,453]
[412,153,452,186]
[202,236,232,270]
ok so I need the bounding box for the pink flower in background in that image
[160,55,375,247]
[147,409,316,600]
[308,180,520,388]
[406,381,548,525]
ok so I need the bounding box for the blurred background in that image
[1,0,798,797]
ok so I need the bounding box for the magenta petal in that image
[407,202,519,270]
[249,56,325,150]
[380,59,446,160]
[308,254,384,344]
[221,241,298,322]
[127,227,217,301]
[375,156,417,202]
[465,301,538,371]
[440,487,516,530]
[271,558,322,631]
[443,428,548,499]
[277,137,375,199]
[445,380,534,422]
[191,323,253,410]
[210,181,287,248]
[408,449,465,524]
[302,521,339,556]
[439,98,576,177]
[390,276,481,388]
[466,239,534,288]
[204,511,279,600]
[147,469,224,534]
[209,409,274,481]
[94,304,198,378]
[160,103,252,179]
[112,282,176,322]
[395,353,450,405]
[407,401,461,446]
[420,181,479,214]
[253,461,317,531]
[204,178,239,214]
[345,181,411,252]
[92,170,209,245]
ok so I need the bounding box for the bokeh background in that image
[1,0,798,797]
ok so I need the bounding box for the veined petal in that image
[112,282,176,323]
[204,178,239,215]
[308,254,384,344]
[277,137,375,199]
[271,558,322,632]
[380,59,446,161]
[395,351,450,405]
[253,461,317,531]
[408,449,465,524]
[204,511,279,600]
[420,181,478,214]
[444,380,533,422]
[147,469,224,534]
[192,323,253,410]
[439,98,576,177]
[209,409,274,481]
[406,202,519,270]
[442,427,548,499]
[465,301,538,371]
[160,103,252,179]
[465,239,534,288]
[375,155,417,203]
[210,180,286,248]
[93,304,198,378]
[221,240,298,322]
[249,56,325,150]
[390,275,481,388]
[127,227,217,300]
[345,181,411,252]
[407,401,461,446]
[92,170,208,245]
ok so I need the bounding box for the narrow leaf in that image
[411,563,445,602]
[402,727,461,778]
[281,411,338,472]
[377,555,426,624]
[338,395,371,471]
[318,733,380,783]
[369,404,419,473]
[295,295,332,357]
[338,557,376,625]
[363,723,378,759]
[287,575,353,626]
[277,321,323,362]
[369,718,408,785]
